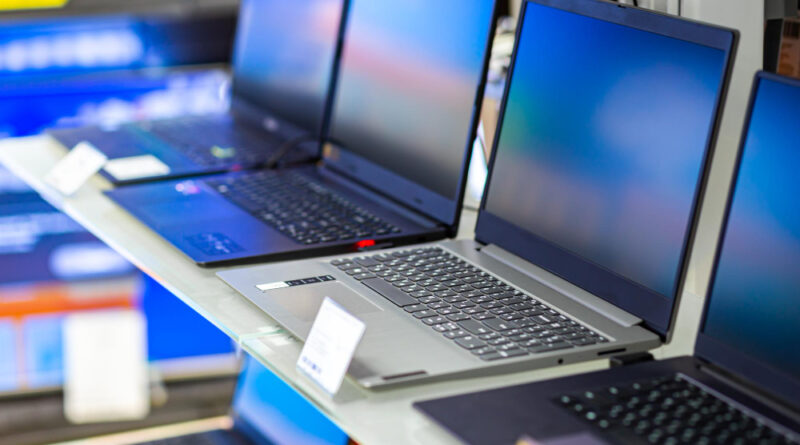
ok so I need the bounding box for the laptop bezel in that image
[694,71,800,410]
[320,0,499,233]
[473,0,737,339]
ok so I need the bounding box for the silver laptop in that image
[218,0,738,388]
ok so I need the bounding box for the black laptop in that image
[414,71,800,445]
[47,0,346,185]
[105,0,498,266]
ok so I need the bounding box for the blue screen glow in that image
[485,3,727,298]
[233,358,348,445]
[328,0,494,199]
[232,0,342,133]
[703,77,800,380]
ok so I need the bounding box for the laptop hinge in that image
[698,362,800,426]
[316,164,443,229]
[610,351,654,367]
[480,244,643,328]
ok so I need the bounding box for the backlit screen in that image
[233,357,348,445]
[484,3,727,298]
[327,0,494,199]
[232,0,343,133]
[702,77,800,380]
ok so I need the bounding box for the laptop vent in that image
[597,348,627,357]
[381,370,428,381]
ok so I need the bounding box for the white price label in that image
[297,297,366,395]
[45,142,107,195]
[104,155,170,181]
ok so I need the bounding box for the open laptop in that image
[47,0,346,185]
[217,0,737,388]
[105,0,498,266]
[413,71,800,445]
[141,355,350,445]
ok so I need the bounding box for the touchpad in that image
[269,282,383,322]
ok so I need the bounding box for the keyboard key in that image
[477,351,504,361]
[528,342,574,353]
[438,308,460,316]
[432,322,459,332]
[444,329,469,339]
[497,348,528,359]
[490,307,514,316]
[483,318,520,331]
[446,313,470,322]
[413,310,437,319]
[355,257,380,267]
[457,319,492,335]
[422,316,447,326]
[569,337,596,346]
[471,346,496,356]
[500,313,524,321]
[454,336,485,350]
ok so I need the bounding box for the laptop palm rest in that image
[268,282,382,326]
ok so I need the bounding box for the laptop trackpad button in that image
[270,282,382,323]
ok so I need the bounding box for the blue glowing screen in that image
[703,77,800,380]
[484,3,727,298]
[328,0,494,199]
[233,357,348,445]
[233,0,343,133]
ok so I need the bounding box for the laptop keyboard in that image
[146,117,280,167]
[332,247,608,361]
[556,375,796,445]
[209,171,401,245]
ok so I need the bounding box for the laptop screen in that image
[699,74,800,402]
[231,0,343,135]
[232,357,349,445]
[477,0,733,333]
[323,0,495,225]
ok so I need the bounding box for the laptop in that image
[413,71,800,445]
[141,355,351,445]
[105,0,498,266]
[47,0,346,185]
[217,0,738,388]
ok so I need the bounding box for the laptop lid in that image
[229,0,345,141]
[475,0,736,337]
[321,0,497,229]
[230,356,349,445]
[695,72,800,410]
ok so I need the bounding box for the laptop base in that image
[414,356,799,445]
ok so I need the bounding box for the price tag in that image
[45,142,107,196]
[64,309,150,423]
[104,155,170,181]
[297,297,366,395]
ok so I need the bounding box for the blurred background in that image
[0,0,797,444]
[0,1,239,443]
